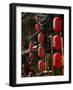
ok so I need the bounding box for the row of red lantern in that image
[35,16,46,73]
[38,34,45,72]
[35,16,45,57]
[38,38,45,72]
[29,16,45,62]
[52,34,63,69]
[52,36,62,69]
[53,17,63,69]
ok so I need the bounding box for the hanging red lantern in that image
[41,19,45,24]
[38,32,44,44]
[35,16,39,21]
[35,23,40,32]
[53,53,62,69]
[38,60,45,73]
[29,52,34,62]
[29,42,33,52]
[53,17,62,32]
[53,35,61,50]
[38,45,45,58]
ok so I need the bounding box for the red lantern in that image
[41,19,44,24]
[38,45,45,58]
[53,17,62,32]
[53,53,62,68]
[53,35,61,50]
[29,52,34,62]
[35,23,40,32]
[38,32,44,44]
[35,16,39,21]
[38,60,45,73]
[29,42,33,52]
